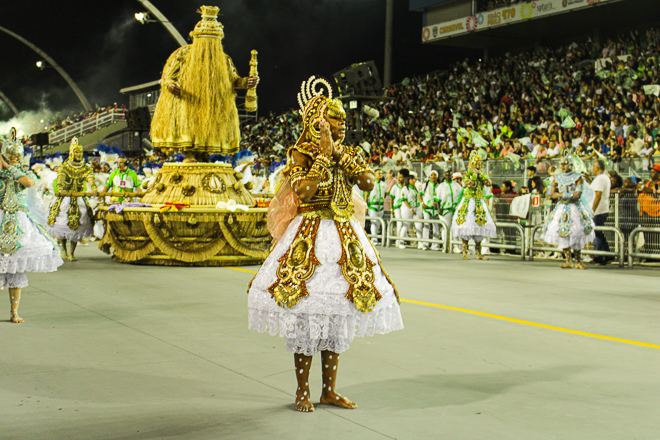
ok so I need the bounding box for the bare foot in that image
[320,392,357,409]
[10,314,24,323]
[477,254,488,261]
[295,394,314,412]
[462,254,470,260]
[559,262,573,269]
[573,262,587,270]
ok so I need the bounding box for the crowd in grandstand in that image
[46,104,125,133]
[237,27,660,193]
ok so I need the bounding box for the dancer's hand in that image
[319,120,333,157]
[167,83,181,96]
[246,77,259,89]
[0,155,9,170]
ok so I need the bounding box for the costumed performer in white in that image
[452,152,497,260]
[247,78,403,412]
[421,169,441,250]
[388,168,408,248]
[47,138,97,261]
[540,156,595,269]
[364,168,387,245]
[0,129,63,322]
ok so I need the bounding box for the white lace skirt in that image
[0,211,64,274]
[46,197,94,242]
[541,202,595,250]
[248,215,404,356]
[451,198,497,241]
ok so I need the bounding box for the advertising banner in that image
[422,0,614,43]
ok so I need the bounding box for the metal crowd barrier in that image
[386,217,450,253]
[450,221,526,260]
[365,215,387,247]
[528,225,625,267]
[627,227,660,267]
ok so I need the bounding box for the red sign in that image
[532,195,540,206]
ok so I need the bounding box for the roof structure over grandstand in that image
[412,0,660,53]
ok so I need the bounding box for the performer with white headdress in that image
[541,155,595,269]
[47,138,97,260]
[0,128,63,322]
[247,76,403,412]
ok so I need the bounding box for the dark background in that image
[0,0,476,120]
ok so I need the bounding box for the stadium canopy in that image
[411,0,660,55]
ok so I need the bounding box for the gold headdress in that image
[69,137,83,156]
[190,6,224,39]
[468,151,483,170]
[296,76,346,145]
[2,127,23,161]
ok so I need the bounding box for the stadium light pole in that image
[0,25,92,112]
[0,89,20,117]
[135,0,187,47]
[384,0,393,87]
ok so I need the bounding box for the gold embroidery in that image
[455,199,470,225]
[267,217,321,308]
[474,200,487,226]
[48,159,94,230]
[335,220,381,313]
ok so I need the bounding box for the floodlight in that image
[135,12,150,24]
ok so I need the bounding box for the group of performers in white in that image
[364,151,597,266]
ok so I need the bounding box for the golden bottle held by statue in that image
[245,50,258,112]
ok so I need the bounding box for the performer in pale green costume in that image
[0,128,63,322]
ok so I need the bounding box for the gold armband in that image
[307,154,331,181]
[338,152,369,178]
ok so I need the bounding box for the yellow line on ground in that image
[226,267,660,350]
[401,298,660,350]
[226,267,259,274]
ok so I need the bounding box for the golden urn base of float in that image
[99,163,271,267]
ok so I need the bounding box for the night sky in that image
[1,0,475,124]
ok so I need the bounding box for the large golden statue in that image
[99,6,268,267]
[150,6,258,156]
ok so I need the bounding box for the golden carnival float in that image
[98,6,270,266]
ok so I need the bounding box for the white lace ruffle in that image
[0,211,64,274]
[248,216,404,354]
[0,273,29,290]
[285,337,351,356]
[452,198,497,240]
[46,197,94,242]
[541,203,595,250]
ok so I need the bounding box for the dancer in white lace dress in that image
[0,129,64,322]
[46,138,97,260]
[541,156,595,269]
[248,78,403,412]
[452,152,497,260]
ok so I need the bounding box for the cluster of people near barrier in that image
[359,156,660,266]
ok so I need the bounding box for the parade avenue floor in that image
[1,246,658,440]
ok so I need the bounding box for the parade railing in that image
[365,216,387,247]
[627,227,660,267]
[48,109,126,146]
[528,225,625,267]
[450,221,526,260]
[386,218,450,253]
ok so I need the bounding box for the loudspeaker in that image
[126,106,151,131]
[332,61,382,97]
[30,132,49,146]
[344,130,364,144]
